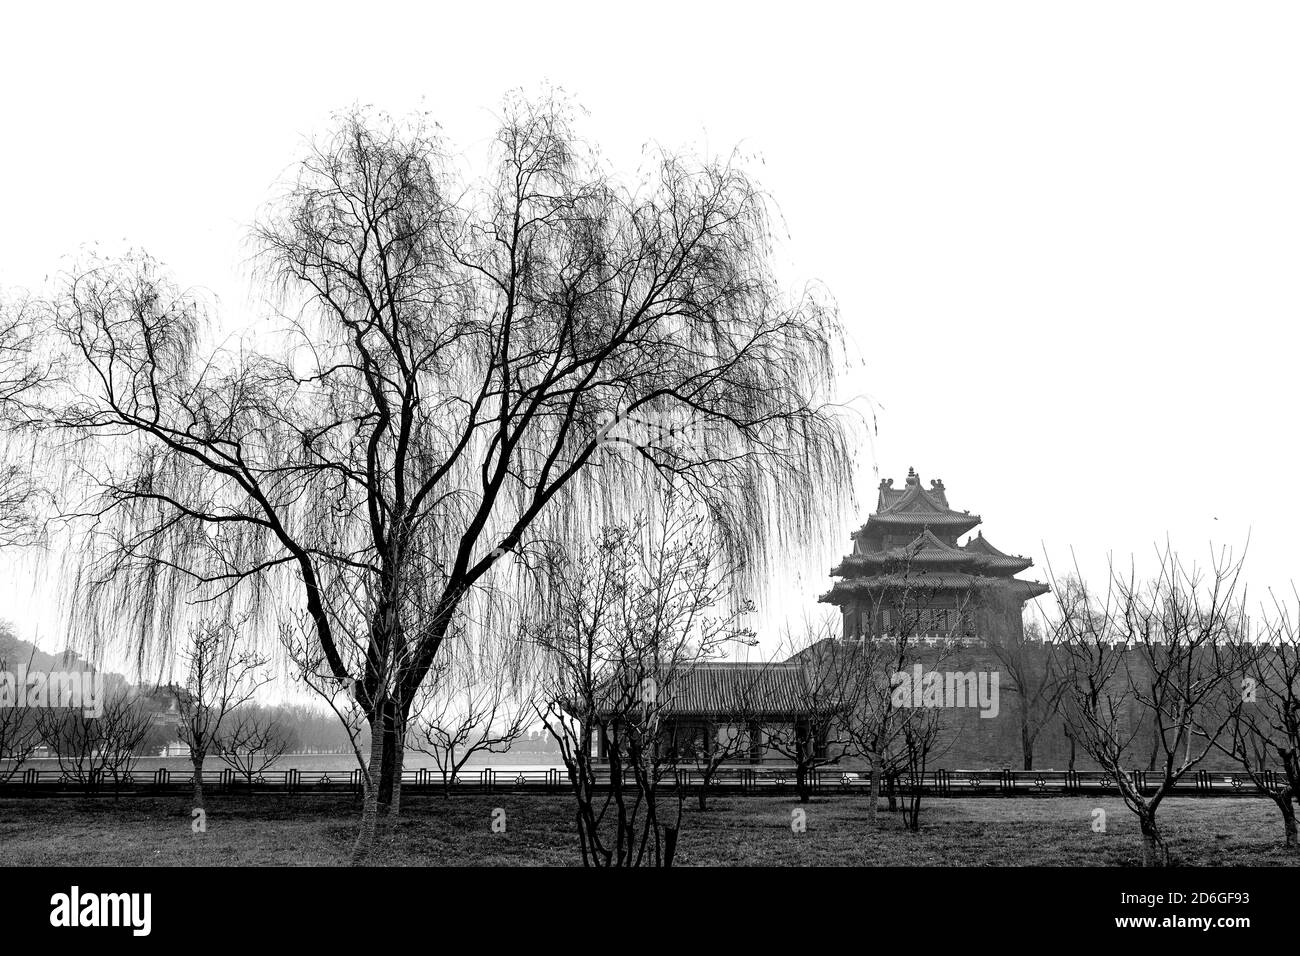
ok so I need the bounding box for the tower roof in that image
[832,528,978,576]
[854,468,981,537]
[824,468,1048,608]
[832,528,1035,577]
[820,574,1051,606]
[960,530,1034,574]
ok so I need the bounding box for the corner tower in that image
[819,468,1049,643]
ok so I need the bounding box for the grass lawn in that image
[1,794,1297,866]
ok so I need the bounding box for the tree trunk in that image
[191,755,205,811]
[377,708,397,809]
[386,717,405,820]
[351,726,386,865]
[1139,811,1167,867]
[902,792,921,832]
[867,762,881,826]
[663,825,679,868]
[1277,796,1297,849]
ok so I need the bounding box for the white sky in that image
[2,1,1298,667]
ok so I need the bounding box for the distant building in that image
[592,663,808,764]
[591,468,1054,767]
[821,467,1049,643]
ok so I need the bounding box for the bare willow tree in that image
[176,616,272,809]
[1219,590,1300,850]
[37,92,855,857]
[1054,547,1242,867]
[530,490,754,867]
[0,292,50,548]
[409,632,535,796]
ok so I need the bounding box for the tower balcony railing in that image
[836,632,988,648]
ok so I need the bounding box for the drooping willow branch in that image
[35,93,859,725]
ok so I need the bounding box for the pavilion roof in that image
[592,663,808,719]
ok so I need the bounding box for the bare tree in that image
[0,292,50,548]
[35,686,154,794]
[0,708,38,784]
[531,489,753,867]
[176,616,272,809]
[409,634,534,796]
[842,576,967,830]
[1054,547,1241,866]
[764,617,856,804]
[986,613,1066,771]
[675,668,765,811]
[216,708,295,786]
[100,694,158,788]
[842,637,909,827]
[894,694,952,832]
[38,93,856,859]
[0,649,40,782]
[1219,590,1300,850]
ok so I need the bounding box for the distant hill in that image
[0,623,121,683]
